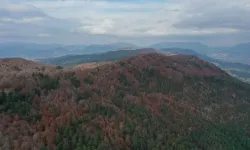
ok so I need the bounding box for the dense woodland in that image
[0,53,250,150]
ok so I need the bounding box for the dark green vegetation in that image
[37,73,60,91]
[188,123,250,150]
[1,53,250,150]
[0,90,41,121]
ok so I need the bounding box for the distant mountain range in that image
[0,43,86,59]
[82,43,138,54]
[0,42,137,59]
[149,42,214,54]
[207,42,250,65]
[226,42,250,55]
[1,41,250,65]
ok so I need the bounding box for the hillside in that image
[1,53,250,150]
[0,58,59,90]
[73,61,114,70]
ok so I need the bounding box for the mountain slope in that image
[1,53,250,150]
[0,58,58,90]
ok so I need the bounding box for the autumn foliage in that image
[0,53,250,150]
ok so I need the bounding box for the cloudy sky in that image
[1,0,250,46]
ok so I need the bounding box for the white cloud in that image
[29,0,250,37]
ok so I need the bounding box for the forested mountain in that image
[1,53,250,150]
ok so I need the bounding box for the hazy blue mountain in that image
[150,42,250,65]
[1,42,250,66]
[0,43,58,58]
[226,42,250,56]
[149,42,215,54]
[0,42,138,59]
[0,43,87,59]
[82,43,138,54]
[207,42,250,65]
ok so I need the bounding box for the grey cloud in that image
[0,3,80,39]
[1,0,250,46]
[174,1,250,31]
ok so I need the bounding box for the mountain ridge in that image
[38,48,250,83]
